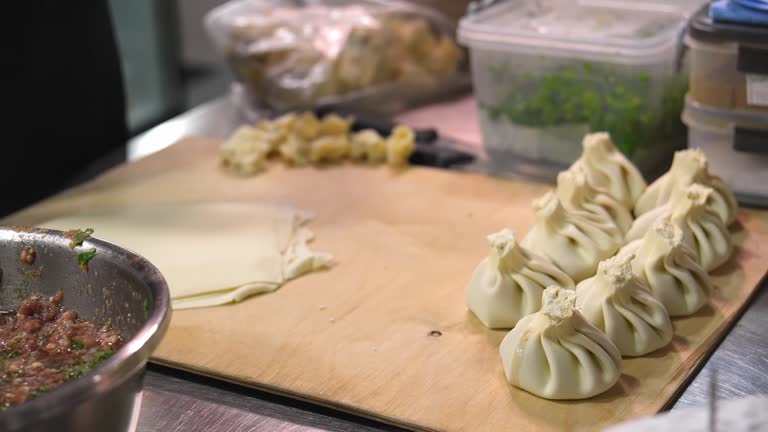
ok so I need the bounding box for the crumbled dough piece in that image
[386,125,415,167]
[273,112,297,132]
[333,26,393,92]
[366,133,387,164]
[220,112,414,175]
[318,113,353,136]
[220,126,272,175]
[309,135,350,163]
[254,119,278,132]
[349,133,367,161]
[228,152,268,175]
[425,36,463,77]
[350,129,384,162]
[295,112,320,141]
[278,133,310,166]
[398,62,435,84]
[251,122,285,153]
[390,17,434,57]
[221,126,272,156]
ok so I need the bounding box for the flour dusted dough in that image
[575,254,673,357]
[634,149,738,225]
[467,228,575,329]
[499,286,622,400]
[41,203,332,310]
[570,132,647,209]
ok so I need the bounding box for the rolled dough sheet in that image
[41,203,332,309]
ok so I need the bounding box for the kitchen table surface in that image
[129,95,768,432]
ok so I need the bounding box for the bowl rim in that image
[0,226,171,425]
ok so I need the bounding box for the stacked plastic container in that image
[683,5,768,206]
[458,0,690,181]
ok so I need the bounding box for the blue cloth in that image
[710,0,768,25]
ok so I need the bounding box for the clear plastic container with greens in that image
[458,0,690,180]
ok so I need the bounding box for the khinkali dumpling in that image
[500,286,622,400]
[634,149,738,225]
[467,228,575,329]
[622,219,713,317]
[627,184,732,271]
[570,132,647,209]
[575,254,673,357]
[557,166,633,235]
[523,191,623,282]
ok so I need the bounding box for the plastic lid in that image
[458,0,687,63]
[682,95,768,134]
[688,4,768,43]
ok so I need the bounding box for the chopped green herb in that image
[77,249,97,271]
[143,298,150,314]
[60,349,115,380]
[29,386,49,399]
[0,350,18,360]
[103,318,112,329]
[61,360,90,379]
[62,367,79,379]
[64,228,94,249]
[70,338,85,350]
[89,349,115,368]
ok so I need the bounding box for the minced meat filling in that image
[0,292,123,409]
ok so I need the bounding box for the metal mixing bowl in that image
[0,226,171,431]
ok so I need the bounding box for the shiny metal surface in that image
[670,282,768,409]
[139,365,406,432]
[128,96,243,161]
[0,226,171,432]
[125,97,768,431]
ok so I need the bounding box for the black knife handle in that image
[410,144,475,168]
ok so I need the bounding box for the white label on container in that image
[746,74,768,107]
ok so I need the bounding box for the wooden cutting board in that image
[7,137,768,431]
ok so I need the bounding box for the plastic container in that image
[205,0,470,115]
[685,5,768,113]
[682,96,768,206]
[458,0,690,180]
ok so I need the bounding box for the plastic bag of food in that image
[205,0,469,114]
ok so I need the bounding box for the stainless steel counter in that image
[131,96,768,432]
